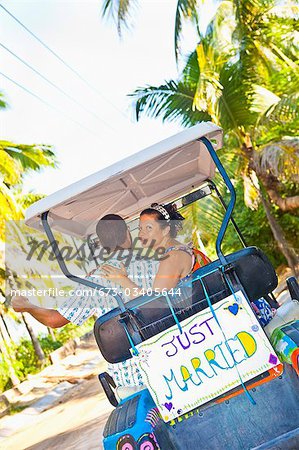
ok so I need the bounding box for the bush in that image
[0,318,95,393]
[0,358,11,392]
[14,336,64,379]
[53,317,94,344]
[15,338,41,378]
[39,336,61,356]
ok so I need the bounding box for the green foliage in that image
[0,93,6,109]
[220,180,287,267]
[0,141,57,186]
[0,345,26,392]
[174,0,200,61]
[53,317,95,344]
[14,336,62,379]
[0,358,12,393]
[102,0,135,36]
[39,335,62,356]
[14,338,42,379]
[129,0,299,270]
[0,94,56,243]
[0,317,94,393]
[131,80,210,126]
[181,177,298,268]
[7,404,28,415]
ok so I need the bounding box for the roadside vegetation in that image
[0,318,94,393]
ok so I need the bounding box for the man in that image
[12,213,159,389]
[11,214,157,328]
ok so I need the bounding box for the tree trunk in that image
[245,146,298,275]
[259,173,299,212]
[47,326,56,341]
[0,328,20,386]
[0,314,12,342]
[259,190,299,277]
[266,188,299,212]
[21,313,46,366]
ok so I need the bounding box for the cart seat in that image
[94,246,277,363]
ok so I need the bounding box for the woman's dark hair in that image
[96,214,128,252]
[140,203,184,238]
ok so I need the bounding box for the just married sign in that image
[133,291,279,422]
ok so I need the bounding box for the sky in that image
[1,0,217,196]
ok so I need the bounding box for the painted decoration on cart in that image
[133,291,279,422]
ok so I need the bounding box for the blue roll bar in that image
[199,137,236,265]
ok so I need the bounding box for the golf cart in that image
[25,123,299,449]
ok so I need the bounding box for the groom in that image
[11,214,152,328]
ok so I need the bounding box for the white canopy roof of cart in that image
[25,122,223,238]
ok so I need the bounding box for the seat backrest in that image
[94,246,277,363]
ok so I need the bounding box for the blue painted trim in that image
[199,137,236,265]
[165,294,183,334]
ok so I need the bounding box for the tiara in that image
[151,204,170,222]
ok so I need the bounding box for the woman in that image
[102,203,194,298]
[100,204,209,393]
[101,206,274,327]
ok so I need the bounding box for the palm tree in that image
[130,55,298,273]
[0,333,20,387]
[0,140,56,241]
[3,202,90,364]
[128,2,298,273]
[0,91,56,240]
[101,0,298,61]
[0,294,20,387]
[0,92,57,373]
[21,313,46,366]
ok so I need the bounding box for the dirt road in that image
[0,376,113,450]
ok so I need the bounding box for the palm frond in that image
[182,41,238,127]
[0,140,55,241]
[205,0,236,55]
[130,80,210,126]
[174,0,200,61]
[193,42,224,122]
[257,91,299,130]
[182,50,199,86]
[0,93,7,110]
[232,0,299,82]
[254,138,299,182]
[15,192,45,209]
[0,182,23,240]
[251,85,281,115]
[217,62,257,131]
[1,141,56,176]
[0,183,23,220]
[0,148,22,185]
[102,0,138,36]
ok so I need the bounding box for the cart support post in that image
[199,137,236,265]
